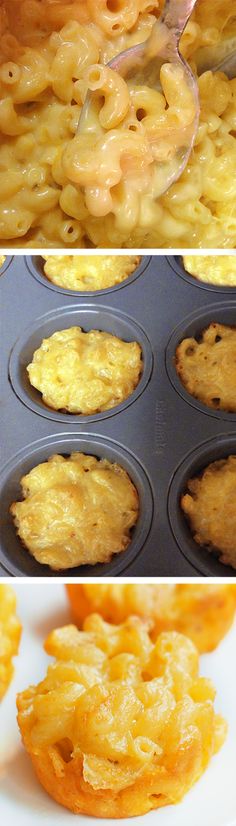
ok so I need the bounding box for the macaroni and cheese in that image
[183,255,236,286]
[181,455,236,570]
[0,1,235,248]
[27,326,142,414]
[43,254,141,289]
[10,453,139,569]
[176,322,236,412]
[0,584,21,701]
[17,615,226,817]
[66,583,236,653]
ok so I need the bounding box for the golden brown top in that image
[17,614,226,818]
[176,322,236,412]
[10,453,139,570]
[27,326,142,415]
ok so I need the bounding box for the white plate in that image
[1,583,236,825]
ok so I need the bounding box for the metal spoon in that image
[78,0,199,198]
[200,50,236,80]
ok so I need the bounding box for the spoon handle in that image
[161,0,197,40]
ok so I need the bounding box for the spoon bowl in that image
[78,0,199,198]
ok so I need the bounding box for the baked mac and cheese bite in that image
[43,255,141,290]
[183,256,236,286]
[10,453,139,570]
[66,583,236,654]
[27,327,142,415]
[181,456,236,569]
[175,322,236,413]
[0,1,235,248]
[17,615,226,818]
[0,584,21,701]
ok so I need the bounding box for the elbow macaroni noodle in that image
[0,0,235,248]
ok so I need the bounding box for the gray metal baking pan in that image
[1,253,236,578]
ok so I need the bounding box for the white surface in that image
[0,583,236,825]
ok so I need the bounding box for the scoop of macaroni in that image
[43,255,141,290]
[183,256,236,286]
[10,453,139,570]
[0,1,235,248]
[17,615,226,818]
[27,327,142,414]
[66,583,236,654]
[0,585,21,701]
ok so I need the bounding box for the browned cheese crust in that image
[176,322,236,412]
[181,455,236,569]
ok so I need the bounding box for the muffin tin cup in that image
[9,304,153,424]
[26,255,151,297]
[168,434,236,577]
[167,256,236,294]
[0,433,154,578]
[0,256,13,276]
[3,255,236,577]
[166,301,236,422]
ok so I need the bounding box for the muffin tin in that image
[0,256,13,276]
[1,254,236,578]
